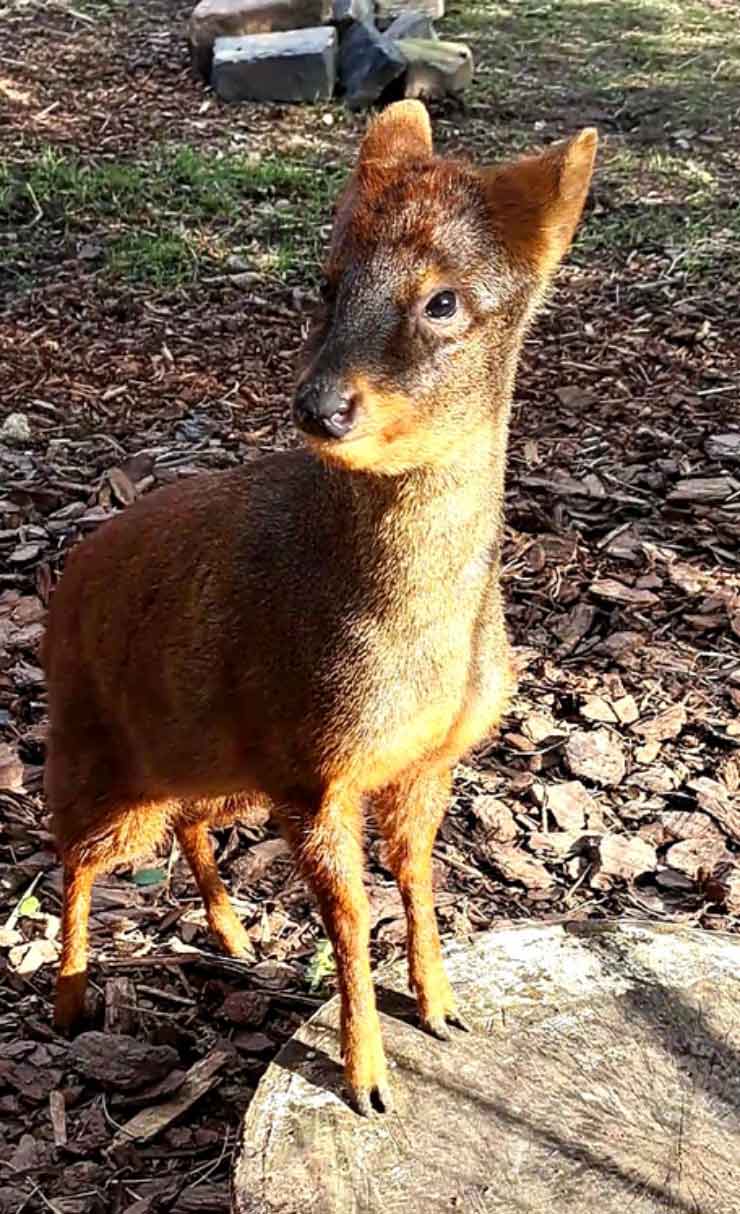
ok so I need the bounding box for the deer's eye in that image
[425,290,458,321]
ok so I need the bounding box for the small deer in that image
[44,101,597,1115]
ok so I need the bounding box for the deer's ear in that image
[485,128,598,276]
[358,100,433,171]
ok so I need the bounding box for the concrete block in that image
[375,0,443,30]
[212,27,337,102]
[188,0,333,79]
[338,19,405,109]
[398,37,473,98]
[385,9,437,40]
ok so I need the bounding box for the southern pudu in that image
[44,101,597,1115]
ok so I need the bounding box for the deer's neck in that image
[331,413,509,589]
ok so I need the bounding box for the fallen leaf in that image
[107,466,137,506]
[306,938,336,992]
[132,866,166,887]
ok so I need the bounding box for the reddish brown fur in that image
[44,102,597,1115]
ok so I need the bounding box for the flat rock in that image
[338,19,405,108]
[397,37,473,98]
[375,0,443,29]
[212,27,337,102]
[232,921,740,1213]
[189,0,332,78]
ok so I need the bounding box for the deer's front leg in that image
[374,767,469,1040]
[282,791,391,1116]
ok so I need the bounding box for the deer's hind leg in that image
[175,814,252,959]
[373,765,469,1041]
[53,798,174,1031]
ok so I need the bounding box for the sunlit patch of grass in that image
[1,144,345,290]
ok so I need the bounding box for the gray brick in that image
[212,27,338,102]
[338,19,405,109]
[188,0,333,79]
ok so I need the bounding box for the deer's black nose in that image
[293,381,358,440]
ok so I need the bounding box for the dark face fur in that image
[294,103,597,475]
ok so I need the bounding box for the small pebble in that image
[1,412,31,444]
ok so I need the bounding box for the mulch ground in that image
[1,3,739,1212]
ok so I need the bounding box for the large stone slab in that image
[232,920,740,1213]
[375,0,443,30]
[188,0,333,79]
[338,18,405,109]
[398,37,473,98]
[212,27,337,102]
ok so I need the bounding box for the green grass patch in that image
[445,0,740,280]
[1,145,344,289]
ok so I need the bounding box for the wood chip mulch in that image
[1,3,739,1212]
